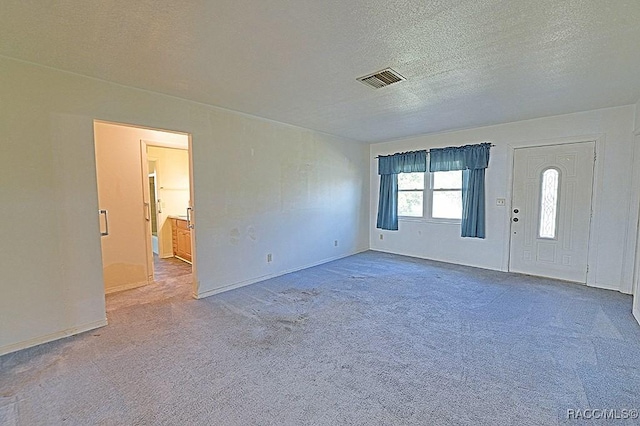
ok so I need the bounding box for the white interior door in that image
[509,142,595,282]
[140,141,155,282]
[94,122,153,293]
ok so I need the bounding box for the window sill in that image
[398,217,461,225]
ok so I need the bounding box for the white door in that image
[509,142,595,282]
[140,141,155,281]
[94,122,153,293]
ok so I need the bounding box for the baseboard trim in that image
[196,248,368,299]
[174,255,192,265]
[370,249,630,293]
[105,280,149,294]
[0,319,108,356]
[586,281,628,293]
[370,248,504,273]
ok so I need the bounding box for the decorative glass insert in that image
[539,168,559,239]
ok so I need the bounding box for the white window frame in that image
[429,171,463,222]
[398,171,462,223]
[397,173,425,218]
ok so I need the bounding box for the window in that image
[398,170,462,220]
[398,172,424,217]
[539,168,560,239]
[431,170,462,219]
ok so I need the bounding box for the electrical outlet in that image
[496,198,506,206]
[267,253,272,263]
[379,234,384,240]
[334,240,338,247]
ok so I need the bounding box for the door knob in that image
[513,209,519,214]
[513,217,519,222]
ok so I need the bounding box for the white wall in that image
[370,106,637,294]
[147,146,190,258]
[197,112,369,297]
[0,57,369,355]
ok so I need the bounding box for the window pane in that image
[433,170,462,189]
[432,190,462,219]
[398,172,424,190]
[539,169,559,239]
[398,191,423,217]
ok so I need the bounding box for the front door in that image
[509,142,595,282]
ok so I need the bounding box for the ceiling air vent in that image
[357,68,405,89]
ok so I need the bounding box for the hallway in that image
[106,256,193,313]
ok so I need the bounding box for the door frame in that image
[631,130,640,323]
[504,134,605,287]
[140,139,192,261]
[140,141,155,283]
[93,119,198,300]
[147,162,160,255]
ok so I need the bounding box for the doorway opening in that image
[148,163,159,253]
[94,120,196,305]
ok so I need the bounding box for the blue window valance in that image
[378,150,428,175]
[429,143,491,172]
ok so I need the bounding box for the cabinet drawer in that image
[175,219,189,230]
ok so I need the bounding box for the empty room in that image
[1,1,640,425]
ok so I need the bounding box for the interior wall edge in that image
[0,319,107,357]
[104,280,149,295]
[196,247,369,299]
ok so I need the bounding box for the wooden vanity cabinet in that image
[171,218,192,263]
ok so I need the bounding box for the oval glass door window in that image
[539,168,560,239]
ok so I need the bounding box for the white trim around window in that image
[398,171,462,223]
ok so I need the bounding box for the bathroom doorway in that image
[141,141,193,268]
[148,163,159,254]
[94,120,196,298]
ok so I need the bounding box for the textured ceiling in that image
[1,0,639,142]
